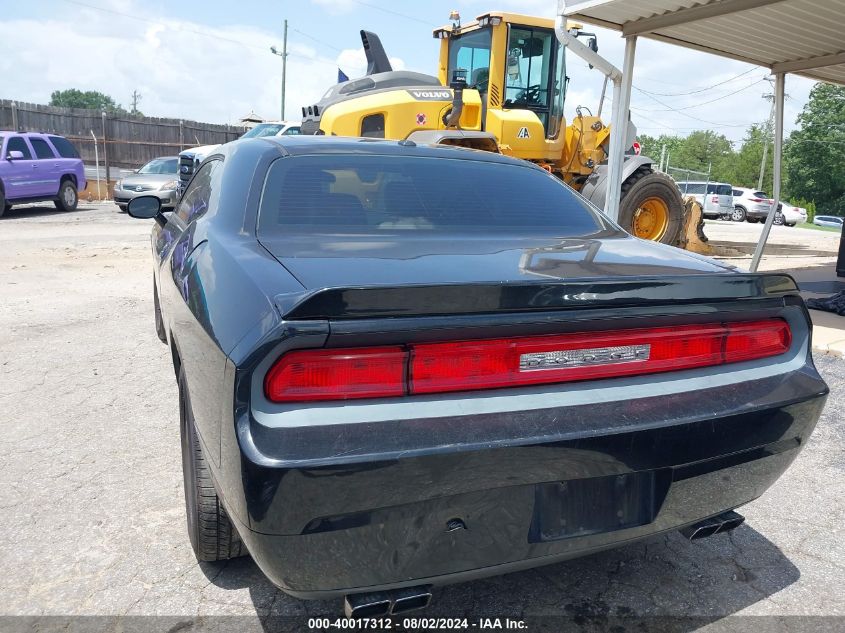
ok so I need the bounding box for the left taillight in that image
[263,319,791,403]
[264,346,406,402]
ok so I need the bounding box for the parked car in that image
[177,120,301,196]
[775,202,808,227]
[0,132,86,217]
[127,136,827,616]
[676,181,733,218]
[814,215,844,229]
[113,156,179,212]
[731,187,782,223]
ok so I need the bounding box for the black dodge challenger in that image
[128,136,827,616]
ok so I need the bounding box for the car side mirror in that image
[127,195,167,227]
[6,150,24,160]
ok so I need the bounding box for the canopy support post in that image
[605,35,637,223]
[750,73,784,272]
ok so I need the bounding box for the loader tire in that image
[618,168,684,245]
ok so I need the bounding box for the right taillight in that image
[724,319,791,363]
[263,319,792,402]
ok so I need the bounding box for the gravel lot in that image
[1,204,843,628]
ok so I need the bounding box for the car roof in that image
[0,131,57,136]
[243,135,540,168]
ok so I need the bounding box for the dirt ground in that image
[1,203,843,629]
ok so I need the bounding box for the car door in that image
[3,136,39,199]
[29,137,62,197]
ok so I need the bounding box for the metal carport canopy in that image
[558,0,845,271]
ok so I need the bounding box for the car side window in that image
[30,138,57,160]
[7,136,33,159]
[282,127,301,135]
[48,136,80,158]
[175,159,221,225]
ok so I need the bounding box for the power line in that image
[647,77,768,112]
[636,67,758,97]
[59,0,365,71]
[350,0,435,26]
[631,87,759,127]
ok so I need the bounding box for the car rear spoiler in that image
[276,273,798,320]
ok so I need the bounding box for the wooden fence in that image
[0,99,243,173]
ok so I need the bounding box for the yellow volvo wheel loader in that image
[300,11,687,245]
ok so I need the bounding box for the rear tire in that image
[179,368,245,562]
[731,206,747,222]
[618,168,683,245]
[0,187,7,218]
[55,179,78,212]
[773,212,785,225]
[153,278,167,343]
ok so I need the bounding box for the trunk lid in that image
[257,235,797,320]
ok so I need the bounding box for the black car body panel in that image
[143,136,828,599]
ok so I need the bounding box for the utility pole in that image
[758,93,775,191]
[130,90,142,115]
[270,20,289,120]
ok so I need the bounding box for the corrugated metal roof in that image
[563,0,845,85]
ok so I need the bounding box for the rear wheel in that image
[179,368,245,562]
[0,187,7,218]
[773,212,785,225]
[54,179,78,211]
[618,169,683,245]
[731,206,747,222]
[153,278,167,343]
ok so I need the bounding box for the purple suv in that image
[0,132,87,217]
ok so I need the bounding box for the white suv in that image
[177,121,301,195]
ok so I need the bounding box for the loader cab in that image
[438,13,566,141]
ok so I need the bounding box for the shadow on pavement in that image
[200,523,799,629]
[0,203,101,219]
[709,240,839,257]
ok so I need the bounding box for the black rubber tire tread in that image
[0,186,6,218]
[618,168,683,246]
[54,178,78,212]
[153,278,167,343]
[179,369,245,562]
[773,212,785,225]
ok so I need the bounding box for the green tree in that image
[49,89,129,115]
[784,83,845,215]
[729,124,772,192]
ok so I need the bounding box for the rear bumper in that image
[232,366,826,599]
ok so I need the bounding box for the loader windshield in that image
[447,28,492,93]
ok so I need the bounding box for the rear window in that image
[258,155,608,237]
[678,183,705,194]
[754,191,769,199]
[48,136,80,158]
[707,184,732,195]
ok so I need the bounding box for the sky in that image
[0,0,818,146]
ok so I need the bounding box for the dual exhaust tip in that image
[681,510,745,540]
[344,585,432,618]
[344,511,744,617]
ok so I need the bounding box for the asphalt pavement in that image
[0,204,843,630]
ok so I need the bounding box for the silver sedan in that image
[114,157,179,212]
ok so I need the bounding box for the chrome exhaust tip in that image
[343,585,433,618]
[391,586,432,615]
[343,592,391,618]
[681,510,745,541]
